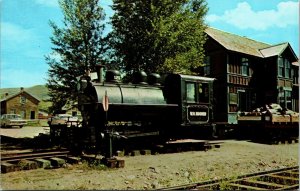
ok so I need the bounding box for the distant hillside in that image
[0,85,49,101]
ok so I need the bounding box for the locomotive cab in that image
[164,74,215,126]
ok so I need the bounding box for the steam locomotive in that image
[50,65,298,156]
[54,65,217,155]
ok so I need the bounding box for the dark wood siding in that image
[204,38,229,123]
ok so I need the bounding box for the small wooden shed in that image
[0,88,40,119]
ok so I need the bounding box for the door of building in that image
[30,111,35,119]
[238,90,247,112]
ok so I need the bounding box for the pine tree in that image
[109,0,208,75]
[46,0,106,114]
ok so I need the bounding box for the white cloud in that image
[34,0,59,8]
[206,1,299,31]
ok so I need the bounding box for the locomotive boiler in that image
[73,66,216,153]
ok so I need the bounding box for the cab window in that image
[186,82,196,103]
[199,83,209,103]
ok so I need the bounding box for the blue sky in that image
[1,0,299,88]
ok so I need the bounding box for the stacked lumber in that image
[238,103,299,123]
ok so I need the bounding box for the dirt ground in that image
[1,140,298,190]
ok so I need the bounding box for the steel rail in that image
[160,166,299,190]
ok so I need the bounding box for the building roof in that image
[205,27,270,57]
[259,42,291,58]
[292,61,299,67]
[205,27,298,60]
[0,90,40,103]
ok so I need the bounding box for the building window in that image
[292,67,299,84]
[20,111,26,119]
[278,57,284,77]
[20,96,26,104]
[285,91,292,109]
[278,57,291,78]
[278,88,292,109]
[241,58,249,76]
[203,56,210,76]
[186,82,196,103]
[285,59,291,78]
[238,90,247,111]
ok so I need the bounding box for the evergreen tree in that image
[46,0,106,114]
[109,0,208,75]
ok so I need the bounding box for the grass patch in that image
[26,120,40,126]
[79,160,108,171]
[25,119,48,127]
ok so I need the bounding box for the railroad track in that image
[1,149,81,173]
[1,149,70,162]
[161,166,299,190]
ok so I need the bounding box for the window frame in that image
[241,58,249,76]
[20,96,26,104]
[186,82,197,103]
[278,57,292,78]
[285,90,292,109]
[278,57,284,77]
[198,82,209,103]
[285,59,291,78]
[203,56,211,76]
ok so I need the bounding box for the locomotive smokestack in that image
[96,64,105,83]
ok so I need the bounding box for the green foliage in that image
[109,0,208,75]
[38,101,52,113]
[46,0,107,114]
[80,160,108,170]
[26,120,40,126]
[46,0,208,113]
[219,181,233,190]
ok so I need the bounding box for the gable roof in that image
[260,42,299,61]
[205,27,298,60]
[0,90,40,103]
[205,27,270,57]
[259,42,293,58]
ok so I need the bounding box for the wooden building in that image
[0,88,40,119]
[202,27,299,124]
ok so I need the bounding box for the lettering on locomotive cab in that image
[189,111,207,117]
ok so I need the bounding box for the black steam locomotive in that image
[59,66,216,154]
[50,64,298,156]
